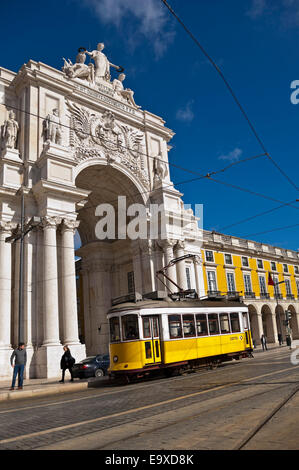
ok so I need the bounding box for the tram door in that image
[242,312,251,348]
[142,316,161,365]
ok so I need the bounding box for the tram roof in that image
[108,298,247,314]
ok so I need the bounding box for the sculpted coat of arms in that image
[67,101,148,186]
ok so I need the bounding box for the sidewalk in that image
[0,376,108,403]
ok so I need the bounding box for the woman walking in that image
[59,345,75,383]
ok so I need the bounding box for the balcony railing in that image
[207,290,222,298]
[274,294,283,300]
[244,292,256,299]
[286,294,295,300]
[260,293,270,299]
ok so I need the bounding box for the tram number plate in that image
[230,336,243,341]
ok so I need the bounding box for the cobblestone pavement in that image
[0,348,298,450]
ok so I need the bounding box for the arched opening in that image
[288,304,299,340]
[248,304,259,347]
[275,304,285,342]
[261,304,275,343]
[74,163,149,356]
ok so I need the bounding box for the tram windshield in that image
[122,314,139,340]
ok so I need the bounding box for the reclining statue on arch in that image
[62,48,94,85]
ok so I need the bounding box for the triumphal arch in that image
[0,43,204,379]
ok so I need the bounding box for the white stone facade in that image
[0,47,204,379]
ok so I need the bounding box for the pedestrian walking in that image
[261,334,268,351]
[59,345,75,383]
[10,343,27,390]
[278,333,283,346]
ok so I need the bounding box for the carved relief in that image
[67,101,149,187]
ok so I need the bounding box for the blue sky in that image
[1,0,299,250]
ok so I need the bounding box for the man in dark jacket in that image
[10,343,27,390]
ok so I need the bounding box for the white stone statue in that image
[1,110,19,149]
[62,47,94,84]
[43,108,62,145]
[86,43,122,82]
[112,73,140,108]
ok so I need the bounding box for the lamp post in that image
[5,187,41,345]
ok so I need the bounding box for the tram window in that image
[109,317,121,342]
[183,314,196,337]
[143,317,151,338]
[208,314,220,335]
[168,315,183,339]
[145,342,152,359]
[196,314,208,336]
[220,313,231,334]
[230,312,241,333]
[122,314,139,340]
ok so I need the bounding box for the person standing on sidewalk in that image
[59,345,75,383]
[10,343,27,390]
[261,334,268,351]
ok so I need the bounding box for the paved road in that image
[0,348,298,450]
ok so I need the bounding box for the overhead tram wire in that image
[218,199,299,232]
[4,102,298,217]
[0,102,267,183]
[160,0,299,193]
[1,107,298,232]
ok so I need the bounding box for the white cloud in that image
[246,0,268,19]
[218,147,243,162]
[82,0,175,58]
[176,100,195,123]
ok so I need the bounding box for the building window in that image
[244,274,252,294]
[242,256,249,267]
[226,272,236,293]
[285,279,292,296]
[207,271,217,292]
[271,262,276,271]
[259,276,267,294]
[295,266,299,274]
[225,254,232,265]
[127,271,135,294]
[185,266,192,290]
[283,264,288,273]
[205,250,214,262]
[273,275,280,295]
[257,259,263,269]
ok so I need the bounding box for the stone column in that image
[60,219,81,345]
[256,313,264,345]
[193,256,205,298]
[174,240,187,291]
[160,239,177,292]
[271,313,279,344]
[42,216,61,346]
[0,222,13,348]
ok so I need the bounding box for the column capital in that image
[41,216,62,229]
[60,218,80,233]
[0,220,17,234]
[175,239,186,252]
[159,238,177,251]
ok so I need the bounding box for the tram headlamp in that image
[113,355,118,363]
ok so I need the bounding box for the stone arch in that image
[74,162,153,356]
[287,304,299,340]
[247,304,260,346]
[261,304,275,343]
[275,304,285,341]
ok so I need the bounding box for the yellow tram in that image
[108,298,253,380]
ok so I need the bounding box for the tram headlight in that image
[113,355,118,363]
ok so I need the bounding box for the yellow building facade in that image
[201,231,299,346]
